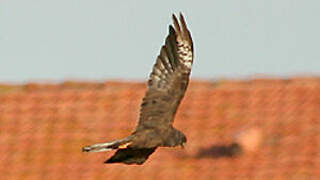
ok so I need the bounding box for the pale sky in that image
[1,0,320,83]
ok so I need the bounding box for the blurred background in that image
[1,0,320,179]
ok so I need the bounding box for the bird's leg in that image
[118,142,132,149]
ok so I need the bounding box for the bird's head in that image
[169,129,187,148]
[178,132,187,148]
[163,128,187,148]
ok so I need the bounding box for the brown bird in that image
[82,13,194,165]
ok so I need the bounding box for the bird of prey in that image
[82,13,194,165]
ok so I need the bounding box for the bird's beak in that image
[180,142,186,149]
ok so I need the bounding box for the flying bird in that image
[82,13,194,165]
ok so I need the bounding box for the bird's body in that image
[82,13,194,165]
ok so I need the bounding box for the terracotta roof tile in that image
[1,78,320,179]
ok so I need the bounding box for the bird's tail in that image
[82,135,134,153]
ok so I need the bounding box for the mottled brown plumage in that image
[82,13,194,165]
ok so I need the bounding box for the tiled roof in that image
[1,77,320,180]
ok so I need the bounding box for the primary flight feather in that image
[82,13,194,165]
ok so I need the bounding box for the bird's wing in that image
[105,148,157,165]
[135,13,193,131]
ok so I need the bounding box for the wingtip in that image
[104,159,114,164]
[172,13,181,36]
[179,13,187,27]
[172,13,177,21]
[172,12,186,25]
[169,25,175,34]
[179,12,184,18]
